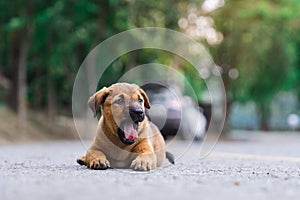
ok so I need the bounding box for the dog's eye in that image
[114,98,124,105]
[138,98,143,104]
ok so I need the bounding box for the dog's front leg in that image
[85,149,111,170]
[130,139,157,171]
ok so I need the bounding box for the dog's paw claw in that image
[89,159,110,170]
[76,156,86,166]
[131,156,155,171]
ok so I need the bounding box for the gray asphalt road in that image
[1,134,300,200]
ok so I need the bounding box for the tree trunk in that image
[17,34,29,127]
[258,102,270,131]
[7,30,29,130]
[221,68,231,136]
[7,33,19,112]
[222,101,232,136]
[47,79,56,120]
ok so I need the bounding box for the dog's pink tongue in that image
[123,123,138,140]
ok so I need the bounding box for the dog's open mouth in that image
[117,122,139,145]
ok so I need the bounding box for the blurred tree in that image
[212,0,300,130]
[29,0,99,118]
[0,0,201,119]
[0,0,33,126]
[1,0,100,119]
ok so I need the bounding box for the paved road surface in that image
[1,134,300,200]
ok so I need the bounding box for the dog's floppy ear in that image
[139,88,151,109]
[88,87,110,117]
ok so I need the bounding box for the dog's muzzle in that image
[117,107,145,145]
[129,107,145,123]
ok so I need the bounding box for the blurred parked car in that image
[142,83,207,141]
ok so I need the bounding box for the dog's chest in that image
[103,145,135,168]
[106,146,133,160]
[96,132,135,161]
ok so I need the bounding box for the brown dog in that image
[77,83,174,171]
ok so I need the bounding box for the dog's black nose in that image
[129,107,144,122]
[131,107,143,115]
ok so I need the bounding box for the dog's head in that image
[88,83,151,145]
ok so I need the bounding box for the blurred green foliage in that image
[0,0,300,130]
[0,0,197,113]
[213,0,300,102]
[212,0,300,129]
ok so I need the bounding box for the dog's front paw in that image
[130,154,156,171]
[88,158,110,170]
